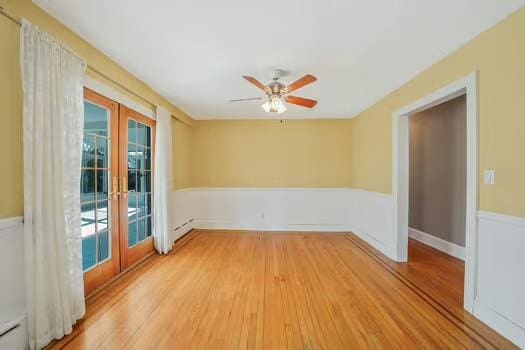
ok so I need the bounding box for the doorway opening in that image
[407,94,467,311]
[392,72,478,313]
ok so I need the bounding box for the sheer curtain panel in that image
[153,107,174,254]
[21,20,87,349]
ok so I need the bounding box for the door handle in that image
[121,176,128,199]
[111,176,120,199]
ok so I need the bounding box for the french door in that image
[119,106,155,269]
[81,89,155,295]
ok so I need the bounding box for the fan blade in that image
[287,74,317,93]
[229,97,264,102]
[242,76,267,91]
[286,96,317,108]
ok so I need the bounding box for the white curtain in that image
[153,107,174,254]
[21,20,86,349]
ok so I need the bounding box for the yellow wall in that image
[3,0,524,219]
[0,0,193,218]
[0,15,23,218]
[189,6,525,217]
[173,119,193,190]
[191,119,352,187]
[349,6,525,217]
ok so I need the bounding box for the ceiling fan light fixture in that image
[261,100,271,113]
[261,96,286,114]
[238,73,317,113]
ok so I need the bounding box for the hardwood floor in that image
[49,230,517,349]
[347,236,517,349]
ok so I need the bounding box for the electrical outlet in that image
[483,169,495,185]
[261,213,265,220]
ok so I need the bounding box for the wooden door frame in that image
[82,88,122,296]
[118,105,156,270]
[392,72,478,312]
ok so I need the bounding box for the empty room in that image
[1,0,524,349]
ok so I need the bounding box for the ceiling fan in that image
[230,71,318,114]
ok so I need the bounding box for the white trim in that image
[188,187,350,192]
[351,225,394,257]
[84,76,155,119]
[173,219,195,241]
[473,300,525,348]
[0,314,27,349]
[0,315,26,336]
[392,72,478,312]
[478,210,525,227]
[196,220,351,232]
[0,216,23,231]
[408,227,465,261]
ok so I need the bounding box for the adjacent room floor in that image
[49,230,516,349]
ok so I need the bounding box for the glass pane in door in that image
[81,100,112,271]
[127,120,153,247]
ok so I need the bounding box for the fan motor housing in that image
[267,81,287,96]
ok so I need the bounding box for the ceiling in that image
[35,0,525,120]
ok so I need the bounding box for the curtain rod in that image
[0,6,180,120]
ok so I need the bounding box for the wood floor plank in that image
[48,230,518,350]
[348,234,518,349]
[331,234,478,348]
[237,233,265,350]
[194,233,256,349]
[99,233,221,349]
[129,233,238,349]
[284,234,347,349]
[51,234,199,349]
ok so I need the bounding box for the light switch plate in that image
[484,169,495,185]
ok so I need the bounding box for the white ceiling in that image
[35,0,525,119]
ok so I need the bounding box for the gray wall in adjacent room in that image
[409,95,466,247]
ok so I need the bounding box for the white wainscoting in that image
[408,227,466,260]
[474,211,525,348]
[0,217,27,349]
[190,188,353,232]
[348,189,396,259]
[171,188,397,259]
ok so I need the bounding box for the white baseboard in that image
[350,225,393,257]
[0,315,27,350]
[173,218,195,242]
[172,189,198,242]
[473,300,525,348]
[408,227,465,260]
[195,220,351,232]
